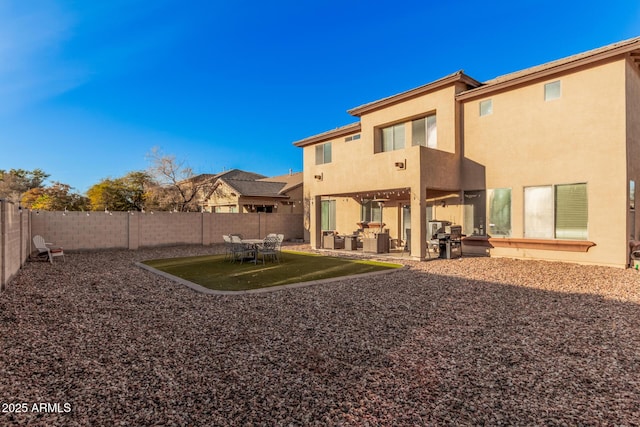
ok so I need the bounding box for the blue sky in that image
[2,1,640,193]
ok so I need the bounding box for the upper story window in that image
[544,81,561,101]
[479,99,493,116]
[345,134,361,142]
[381,123,405,152]
[412,113,437,148]
[315,142,332,165]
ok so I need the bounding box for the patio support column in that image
[410,184,427,259]
[310,195,322,249]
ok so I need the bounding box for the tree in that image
[0,168,49,203]
[146,147,216,211]
[87,171,155,211]
[27,182,90,211]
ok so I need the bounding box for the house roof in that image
[224,179,290,199]
[214,169,303,199]
[292,71,479,147]
[293,122,361,147]
[347,70,482,117]
[293,37,640,149]
[457,36,640,100]
[213,169,266,181]
[258,171,303,194]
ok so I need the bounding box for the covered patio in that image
[311,186,466,260]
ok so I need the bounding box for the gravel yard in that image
[1,244,640,426]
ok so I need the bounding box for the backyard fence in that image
[0,199,304,291]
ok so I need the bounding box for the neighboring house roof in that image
[457,36,640,100]
[258,172,303,194]
[213,169,266,181]
[209,169,303,200]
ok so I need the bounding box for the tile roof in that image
[214,169,303,198]
[258,172,303,194]
[224,179,289,198]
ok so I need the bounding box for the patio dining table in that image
[241,238,264,264]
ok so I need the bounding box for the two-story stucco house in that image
[294,37,640,267]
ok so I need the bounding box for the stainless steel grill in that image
[436,224,462,259]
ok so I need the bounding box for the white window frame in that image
[544,81,561,101]
[479,99,493,116]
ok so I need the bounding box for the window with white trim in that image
[544,81,561,101]
[479,99,493,116]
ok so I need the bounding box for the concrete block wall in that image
[1,200,29,290]
[206,213,305,243]
[137,212,204,247]
[0,210,304,291]
[26,211,305,252]
[30,211,129,251]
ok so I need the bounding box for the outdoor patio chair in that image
[230,235,254,264]
[275,234,284,261]
[32,235,65,263]
[257,235,279,264]
[222,235,234,261]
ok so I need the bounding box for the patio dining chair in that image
[257,235,279,264]
[275,234,284,262]
[230,235,254,264]
[222,235,234,261]
[32,235,65,263]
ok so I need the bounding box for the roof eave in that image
[457,37,640,101]
[293,122,362,147]
[347,71,481,117]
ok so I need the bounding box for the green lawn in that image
[142,251,402,291]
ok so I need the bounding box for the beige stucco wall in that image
[300,55,636,266]
[206,182,240,212]
[302,84,465,250]
[462,58,628,266]
[304,85,461,194]
[626,57,640,243]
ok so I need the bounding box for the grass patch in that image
[142,250,402,291]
